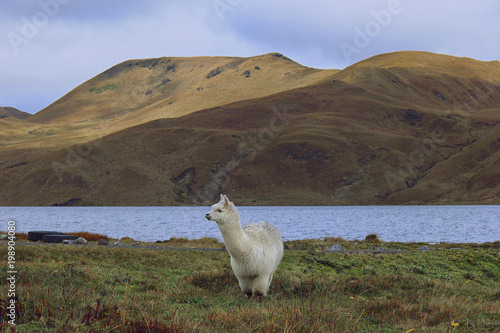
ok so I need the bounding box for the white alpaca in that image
[205,194,284,299]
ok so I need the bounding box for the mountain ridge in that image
[29,52,337,124]
[0,51,499,205]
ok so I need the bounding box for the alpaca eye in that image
[217,209,222,213]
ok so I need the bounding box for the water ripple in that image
[1,205,498,243]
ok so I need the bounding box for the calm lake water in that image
[1,206,498,243]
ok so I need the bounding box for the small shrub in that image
[364,234,381,243]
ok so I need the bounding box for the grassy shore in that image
[1,236,499,332]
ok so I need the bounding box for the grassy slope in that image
[1,238,499,332]
[0,53,333,152]
[0,107,30,120]
[0,51,499,206]
[1,77,499,206]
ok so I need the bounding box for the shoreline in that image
[2,205,499,244]
[3,235,499,252]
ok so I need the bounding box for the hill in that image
[0,106,30,119]
[0,51,499,205]
[30,53,336,125]
[0,53,335,153]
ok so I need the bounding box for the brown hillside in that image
[0,107,30,120]
[0,51,499,205]
[15,53,335,150]
[31,53,336,123]
[0,53,335,167]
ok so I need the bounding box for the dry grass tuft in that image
[0,231,28,240]
[66,231,109,241]
[16,232,28,240]
[284,237,346,250]
[156,237,224,249]
[188,269,236,293]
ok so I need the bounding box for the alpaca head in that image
[205,194,238,226]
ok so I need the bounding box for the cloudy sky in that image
[1,0,499,114]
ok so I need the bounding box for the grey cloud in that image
[0,0,499,114]
[1,0,164,21]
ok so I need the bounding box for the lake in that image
[1,205,498,243]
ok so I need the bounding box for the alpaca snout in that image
[205,213,212,220]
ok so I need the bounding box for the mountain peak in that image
[346,50,500,78]
[28,53,332,126]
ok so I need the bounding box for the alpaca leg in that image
[252,276,269,298]
[267,272,275,292]
[254,291,264,303]
[238,278,253,299]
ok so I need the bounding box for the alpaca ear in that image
[223,195,231,208]
[220,194,224,202]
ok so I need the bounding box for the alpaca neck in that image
[218,212,251,260]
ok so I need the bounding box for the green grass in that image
[0,238,499,332]
[89,84,117,94]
